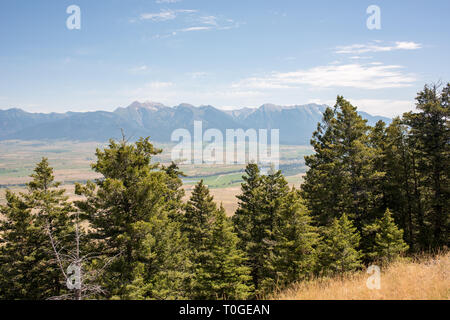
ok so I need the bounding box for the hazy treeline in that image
[0,83,448,300]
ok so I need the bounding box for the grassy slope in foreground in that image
[272,252,449,300]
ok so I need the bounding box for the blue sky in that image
[0,0,449,117]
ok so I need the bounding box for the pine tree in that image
[233,164,292,295]
[196,205,253,299]
[0,191,50,299]
[368,120,389,216]
[318,214,362,275]
[75,137,189,299]
[263,189,319,291]
[233,163,262,252]
[382,118,418,249]
[161,162,186,222]
[0,158,74,299]
[183,181,252,299]
[403,83,449,249]
[26,158,75,289]
[302,97,375,230]
[363,209,409,264]
[183,180,216,250]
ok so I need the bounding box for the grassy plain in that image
[0,140,310,215]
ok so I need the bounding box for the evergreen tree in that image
[75,137,189,299]
[368,120,389,216]
[363,209,409,264]
[232,163,262,253]
[183,180,216,250]
[318,214,362,275]
[0,158,74,299]
[0,191,50,299]
[302,97,375,230]
[184,181,252,299]
[196,205,252,299]
[263,189,319,291]
[403,83,449,249]
[382,118,418,249]
[161,162,186,221]
[233,164,294,295]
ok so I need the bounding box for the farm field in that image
[0,140,310,215]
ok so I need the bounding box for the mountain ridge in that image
[0,102,391,145]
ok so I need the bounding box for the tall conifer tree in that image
[75,138,189,299]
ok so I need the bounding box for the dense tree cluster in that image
[0,83,448,299]
[302,83,449,255]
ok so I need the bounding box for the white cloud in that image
[140,10,176,21]
[395,42,422,50]
[336,41,422,54]
[143,10,238,38]
[199,15,218,26]
[180,26,211,32]
[140,9,196,22]
[232,63,417,90]
[129,65,149,74]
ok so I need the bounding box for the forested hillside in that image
[0,83,448,300]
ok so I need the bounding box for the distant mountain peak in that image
[1,101,391,144]
[127,101,167,111]
[260,103,281,111]
[176,103,196,109]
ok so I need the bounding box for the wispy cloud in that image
[336,41,422,54]
[232,63,417,90]
[187,72,209,79]
[198,15,218,26]
[141,9,239,38]
[140,10,176,21]
[180,26,211,32]
[140,9,196,22]
[129,65,149,74]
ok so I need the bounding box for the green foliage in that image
[263,189,319,291]
[184,181,252,299]
[402,83,449,249]
[318,214,362,276]
[1,82,447,300]
[302,85,449,255]
[196,205,253,299]
[183,180,217,250]
[0,191,51,299]
[0,158,73,299]
[233,164,319,296]
[232,163,262,253]
[75,137,189,299]
[302,97,375,230]
[363,209,409,264]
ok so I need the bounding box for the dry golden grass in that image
[273,252,450,300]
[183,185,241,216]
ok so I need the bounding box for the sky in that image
[0,0,449,117]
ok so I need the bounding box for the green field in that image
[0,140,313,190]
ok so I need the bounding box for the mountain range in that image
[0,102,390,145]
